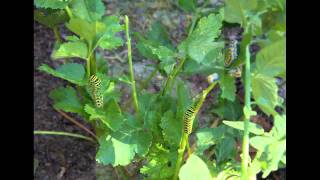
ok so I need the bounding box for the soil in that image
[34,22,97,180]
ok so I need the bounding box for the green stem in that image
[65,6,73,18]
[125,15,139,113]
[162,13,199,96]
[173,82,217,180]
[162,58,186,96]
[90,52,97,75]
[241,45,251,180]
[34,130,96,143]
[53,26,62,43]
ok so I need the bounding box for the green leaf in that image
[160,110,181,148]
[255,38,286,77]
[224,0,257,25]
[98,15,124,50]
[180,12,223,63]
[34,9,69,28]
[140,144,177,179]
[49,86,85,116]
[179,154,212,180]
[252,73,278,116]
[96,123,152,166]
[271,114,286,139]
[146,21,172,47]
[34,0,70,9]
[260,140,286,178]
[149,45,176,74]
[178,0,196,12]
[96,52,108,74]
[250,136,274,151]
[195,127,226,155]
[66,16,123,50]
[177,81,192,121]
[38,63,86,85]
[220,73,236,101]
[84,99,124,131]
[52,40,88,60]
[215,137,237,164]
[212,99,243,120]
[69,0,105,22]
[223,120,265,135]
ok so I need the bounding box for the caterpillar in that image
[89,75,103,108]
[228,66,242,78]
[184,106,196,135]
[224,39,238,67]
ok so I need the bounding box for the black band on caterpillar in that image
[184,106,196,135]
[89,75,103,108]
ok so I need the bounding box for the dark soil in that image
[34,22,97,180]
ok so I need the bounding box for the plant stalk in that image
[53,26,63,43]
[162,13,199,96]
[162,58,186,96]
[34,130,96,143]
[125,15,139,113]
[241,45,251,180]
[65,6,73,18]
[173,82,217,180]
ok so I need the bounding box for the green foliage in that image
[34,0,71,9]
[69,0,105,22]
[219,73,236,102]
[179,154,212,180]
[252,73,278,116]
[178,12,224,63]
[178,0,197,12]
[255,38,286,77]
[38,63,86,85]
[52,40,88,60]
[66,16,123,51]
[96,122,152,166]
[140,144,177,179]
[249,115,286,178]
[135,21,175,74]
[223,120,265,135]
[212,98,243,121]
[49,86,86,116]
[34,8,69,28]
[84,100,124,131]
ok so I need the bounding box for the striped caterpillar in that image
[89,75,103,108]
[224,39,238,67]
[183,105,196,135]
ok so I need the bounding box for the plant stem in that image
[125,15,139,113]
[173,82,217,180]
[65,6,73,18]
[241,45,251,180]
[56,109,98,142]
[90,52,97,75]
[34,130,96,143]
[53,26,62,43]
[162,58,186,96]
[162,13,200,96]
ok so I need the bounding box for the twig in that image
[56,109,98,142]
[34,130,96,143]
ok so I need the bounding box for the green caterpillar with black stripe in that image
[183,105,196,135]
[89,75,103,108]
